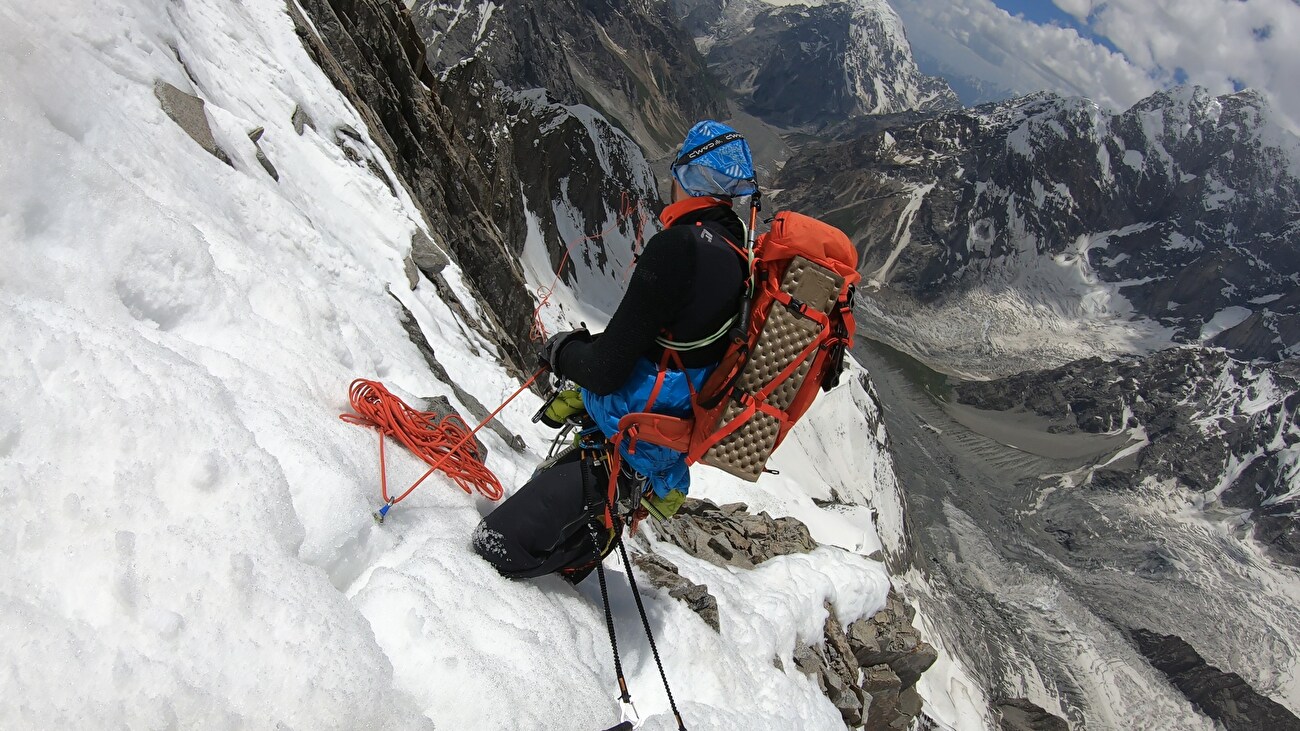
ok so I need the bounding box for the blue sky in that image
[988,0,1122,53]
[988,0,1082,27]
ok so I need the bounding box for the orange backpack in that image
[610,210,859,488]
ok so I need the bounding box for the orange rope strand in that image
[347,189,644,516]
[530,191,647,342]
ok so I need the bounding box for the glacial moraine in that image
[854,337,1300,730]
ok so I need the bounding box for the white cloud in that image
[892,0,1300,131]
[893,0,1159,109]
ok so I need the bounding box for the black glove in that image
[538,328,590,376]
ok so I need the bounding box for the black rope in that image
[594,555,632,704]
[585,454,632,704]
[585,451,687,729]
[617,537,688,731]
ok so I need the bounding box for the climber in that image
[472,120,757,580]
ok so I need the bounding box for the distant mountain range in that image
[777,86,1300,371]
[675,0,958,128]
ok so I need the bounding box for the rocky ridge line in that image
[1129,628,1300,731]
[639,499,939,730]
[777,86,1300,365]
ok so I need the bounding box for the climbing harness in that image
[341,371,544,522]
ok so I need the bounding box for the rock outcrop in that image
[1129,629,1300,731]
[994,698,1071,731]
[154,80,232,166]
[654,498,817,569]
[649,500,936,729]
[631,551,720,632]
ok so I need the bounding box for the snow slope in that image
[0,0,899,728]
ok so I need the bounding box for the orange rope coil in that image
[341,379,504,504]
[348,188,643,517]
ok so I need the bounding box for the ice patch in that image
[869,182,935,286]
[1200,306,1253,341]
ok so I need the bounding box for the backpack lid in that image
[759,211,860,285]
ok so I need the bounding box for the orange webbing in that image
[532,191,648,342]
[341,374,541,506]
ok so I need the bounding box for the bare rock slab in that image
[154,81,231,166]
[630,552,719,632]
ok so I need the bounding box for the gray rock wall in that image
[646,499,937,730]
[291,0,536,369]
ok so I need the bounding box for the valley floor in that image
[855,338,1300,729]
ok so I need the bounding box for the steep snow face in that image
[0,0,901,728]
[679,0,958,128]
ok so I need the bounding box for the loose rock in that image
[631,552,719,632]
[154,81,232,166]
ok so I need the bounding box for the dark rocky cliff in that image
[292,0,663,365]
[414,0,727,155]
[290,0,534,367]
[1130,628,1300,731]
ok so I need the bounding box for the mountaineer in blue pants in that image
[472,121,758,581]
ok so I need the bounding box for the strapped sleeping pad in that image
[609,210,859,488]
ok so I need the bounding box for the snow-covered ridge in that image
[680,0,958,128]
[1,0,905,728]
[777,85,1300,376]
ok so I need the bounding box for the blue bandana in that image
[671,120,758,198]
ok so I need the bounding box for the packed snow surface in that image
[0,0,897,728]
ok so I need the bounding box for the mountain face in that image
[955,347,1300,568]
[413,0,727,155]
[290,0,535,367]
[284,2,1300,727]
[295,0,664,364]
[910,47,1019,107]
[673,0,958,129]
[777,86,1300,372]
